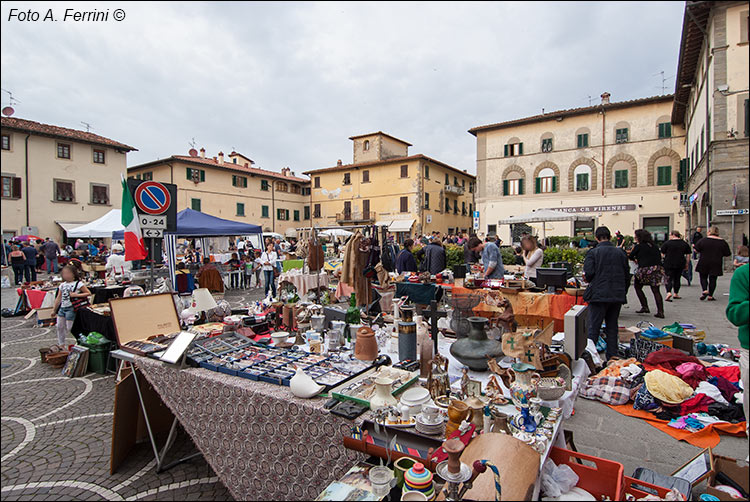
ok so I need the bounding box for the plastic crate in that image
[79,339,111,375]
[621,476,672,500]
[549,447,624,501]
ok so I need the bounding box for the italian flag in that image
[120,176,148,261]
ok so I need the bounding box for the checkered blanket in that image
[579,375,632,405]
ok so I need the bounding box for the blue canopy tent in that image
[115,208,263,287]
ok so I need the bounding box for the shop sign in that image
[542,204,636,214]
[716,209,748,216]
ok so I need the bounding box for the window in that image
[424,193,430,209]
[304,206,310,220]
[462,179,465,188]
[93,149,105,164]
[57,143,71,159]
[90,184,109,205]
[314,177,320,188]
[343,173,351,185]
[541,138,553,152]
[740,11,749,43]
[400,196,408,213]
[657,165,671,186]
[291,184,301,194]
[424,165,430,179]
[700,126,705,153]
[191,198,201,211]
[487,224,497,236]
[615,128,629,143]
[362,170,370,183]
[276,182,288,192]
[658,122,672,138]
[614,169,629,188]
[1,134,9,150]
[445,173,449,185]
[302,187,311,196]
[453,176,458,186]
[232,175,248,188]
[293,210,300,221]
[142,171,153,181]
[745,99,749,137]
[453,199,458,214]
[502,178,524,196]
[504,142,523,157]
[236,203,245,216]
[277,209,289,220]
[576,133,589,148]
[1,175,21,199]
[363,140,370,151]
[186,168,205,182]
[261,179,269,191]
[469,203,473,214]
[343,201,351,217]
[400,165,408,178]
[363,200,370,217]
[534,168,557,194]
[261,205,269,218]
[574,164,591,191]
[462,201,467,215]
[469,182,474,193]
[54,179,75,202]
[313,204,321,218]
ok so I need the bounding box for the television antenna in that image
[188,137,196,149]
[1,88,20,106]
[652,71,673,95]
[586,95,593,106]
[80,121,92,132]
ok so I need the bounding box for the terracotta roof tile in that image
[130,155,309,183]
[348,131,413,146]
[303,154,475,179]
[1,117,136,151]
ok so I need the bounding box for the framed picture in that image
[671,448,713,485]
[465,379,482,398]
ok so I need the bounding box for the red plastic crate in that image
[549,446,624,500]
[621,476,673,500]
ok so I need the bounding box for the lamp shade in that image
[189,288,218,313]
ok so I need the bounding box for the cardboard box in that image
[35,307,57,327]
[706,454,749,501]
[109,293,180,356]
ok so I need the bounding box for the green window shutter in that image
[551,176,558,192]
[504,144,509,157]
[519,178,524,195]
[200,170,205,182]
[665,123,671,137]
[191,198,201,211]
[518,143,523,155]
[615,170,628,188]
[535,177,541,194]
[262,205,268,218]
[576,135,581,148]
[503,179,509,196]
[294,210,299,221]
[186,168,191,180]
[232,175,236,186]
[657,166,671,186]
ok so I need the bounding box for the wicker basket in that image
[536,378,566,400]
[39,347,50,363]
[46,351,69,368]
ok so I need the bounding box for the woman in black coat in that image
[629,229,665,318]
[694,226,732,301]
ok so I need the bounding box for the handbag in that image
[273,267,280,278]
[70,281,90,312]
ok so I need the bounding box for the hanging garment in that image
[307,240,324,272]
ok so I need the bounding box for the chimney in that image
[600,92,611,105]
[336,159,342,167]
[290,171,295,177]
[217,152,224,164]
[244,162,249,168]
[213,156,217,162]
[200,147,205,158]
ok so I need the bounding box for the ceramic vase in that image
[508,362,541,410]
[402,462,435,500]
[354,326,379,361]
[369,377,397,410]
[449,317,503,371]
[445,399,471,437]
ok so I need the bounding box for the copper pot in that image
[354,326,379,361]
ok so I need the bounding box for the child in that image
[52,264,91,346]
[242,255,254,289]
[226,252,241,289]
[253,249,263,288]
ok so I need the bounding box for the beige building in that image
[304,132,475,239]
[127,150,311,236]
[672,1,749,253]
[470,94,687,244]
[1,117,136,242]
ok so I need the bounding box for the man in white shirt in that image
[105,243,132,278]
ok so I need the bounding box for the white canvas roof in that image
[67,209,125,238]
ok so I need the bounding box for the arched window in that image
[502,166,525,196]
[504,137,523,157]
[536,168,557,193]
[575,127,590,148]
[574,164,592,191]
[612,161,630,188]
[656,115,672,138]
[614,121,630,144]
[363,140,370,151]
[276,181,288,192]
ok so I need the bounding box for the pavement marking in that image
[125,476,219,500]
[0,357,38,380]
[0,416,36,463]
[0,327,51,348]
[88,374,115,382]
[31,378,93,423]
[110,459,156,492]
[0,480,124,500]
[37,412,113,428]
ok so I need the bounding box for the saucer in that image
[415,413,443,426]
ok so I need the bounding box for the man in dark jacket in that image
[421,239,446,275]
[583,226,629,361]
[463,234,481,265]
[21,242,38,282]
[395,239,418,273]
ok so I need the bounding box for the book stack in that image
[61,346,89,377]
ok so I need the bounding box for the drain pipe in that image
[601,105,606,196]
[24,133,30,227]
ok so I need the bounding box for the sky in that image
[1,1,686,175]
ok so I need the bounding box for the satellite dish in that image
[2,106,14,117]
[188,148,198,157]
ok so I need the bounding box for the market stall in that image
[67,209,125,238]
[497,209,589,243]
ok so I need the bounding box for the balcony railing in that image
[445,185,465,195]
[336,211,376,223]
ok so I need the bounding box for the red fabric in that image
[706,365,740,383]
[17,288,49,309]
[430,423,476,463]
[675,362,709,388]
[679,394,715,415]
[643,348,702,377]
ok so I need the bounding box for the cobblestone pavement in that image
[2,273,747,500]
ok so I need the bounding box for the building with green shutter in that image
[469,93,687,244]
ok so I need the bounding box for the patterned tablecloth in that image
[134,356,364,501]
[278,271,329,295]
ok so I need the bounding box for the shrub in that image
[542,247,587,267]
[548,236,572,247]
[501,246,516,265]
[445,244,464,269]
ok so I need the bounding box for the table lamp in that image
[188,288,218,324]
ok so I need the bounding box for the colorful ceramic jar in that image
[508,362,541,410]
[403,462,435,500]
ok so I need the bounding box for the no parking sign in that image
[127,179,177,232]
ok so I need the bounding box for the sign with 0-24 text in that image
[139,215,167,229]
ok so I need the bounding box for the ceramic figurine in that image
[460,367,470,398]
[289,366,325,398]
[370,377,398,410]
[449,317,504,371]
[508,362,541,410]
[517,406,537,433]
[427,353,450,401]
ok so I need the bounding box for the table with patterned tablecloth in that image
[134,356,364,501]
[278,271,329,296]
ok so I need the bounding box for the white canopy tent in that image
[67,209,124,238]
[497,209,588,241]
[319,228,353,238]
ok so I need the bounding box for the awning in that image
[56,221,84,233]
[375,220,393,227]
[389,219,415,232]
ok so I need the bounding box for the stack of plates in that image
[415,413,444,436]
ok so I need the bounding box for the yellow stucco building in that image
[470,94,688,244]
[304,132,475,239]
[127,150,310,236]
[1,117,136,242]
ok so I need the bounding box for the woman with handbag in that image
[52,264,91,346]
[629,229,665,319]
[257,242,278,298]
